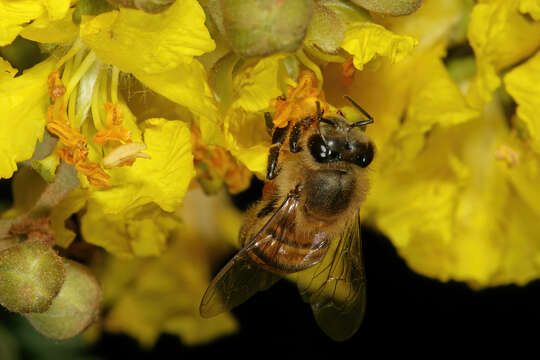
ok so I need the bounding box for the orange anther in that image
[47,71,66,101]
[271,70,328,128]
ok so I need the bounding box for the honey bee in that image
[200,96,375,341]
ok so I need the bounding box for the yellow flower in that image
[3,0,540,347]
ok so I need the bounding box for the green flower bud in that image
[25,260,102,340]
[305,4,347,54]
[0,240,65,313]
[351,0,422,16]
[221,0,314,57]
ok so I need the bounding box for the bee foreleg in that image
[289,116,316,153]
[266,122,290,180]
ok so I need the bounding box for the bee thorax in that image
[303,169,355,221]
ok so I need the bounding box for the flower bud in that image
[351,0,422,16]
[25,260,102,340]
[221,0,314,57]
[305,4,347,54]
[0,240,65,313]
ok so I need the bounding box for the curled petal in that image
[341,22,418,71]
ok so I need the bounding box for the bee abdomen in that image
[248,232,329,274]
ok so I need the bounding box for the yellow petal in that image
[81,202,180,257]
[50,188,88,248]
[504,50,540,153]
[0,56,55,179]
[134,60,224,146]
[403,56,479,137]
[341,22,418,71]
[232,54,287,112]
[492,193,540,285]
[80,0,215,75]
[0,57,16,81]
[504,142,540,220]
[0,0,70,45]
[467,0,540,107]
[41,0,70,21]
[19,8,78,44]
[366,103,510,285]
[134,60,217,126]
[519,0,540,20]
[0,0,43,45]
[89,118,195,214]
[495,145,540,285]
[223,108,269,176]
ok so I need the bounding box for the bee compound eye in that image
[356,141,374,168]
[308,135,339,163]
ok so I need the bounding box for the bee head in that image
[307,117,375,168]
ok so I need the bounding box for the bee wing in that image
[200,188,301,318]
[295,213,366,341]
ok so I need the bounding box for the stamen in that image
[55,39,84,70]
[91,71,104,130]
[67,83,78,126]
[271,70,327,129]
[103,143,150,169]
[75,162,111,187]
[111,66,120,104]
[64,51,97,101]
[495,145,520,168]
[93,103,131,144]
[47,72,66,101]
[46,71,111,187]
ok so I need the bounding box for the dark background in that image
[1,177,539,359]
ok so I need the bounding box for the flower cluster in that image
[0,0,540,345]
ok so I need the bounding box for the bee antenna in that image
[314,102,330,146]
[344,95,374,127]
[316,101,323,121]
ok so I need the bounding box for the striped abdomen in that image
[241,198,330,274]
